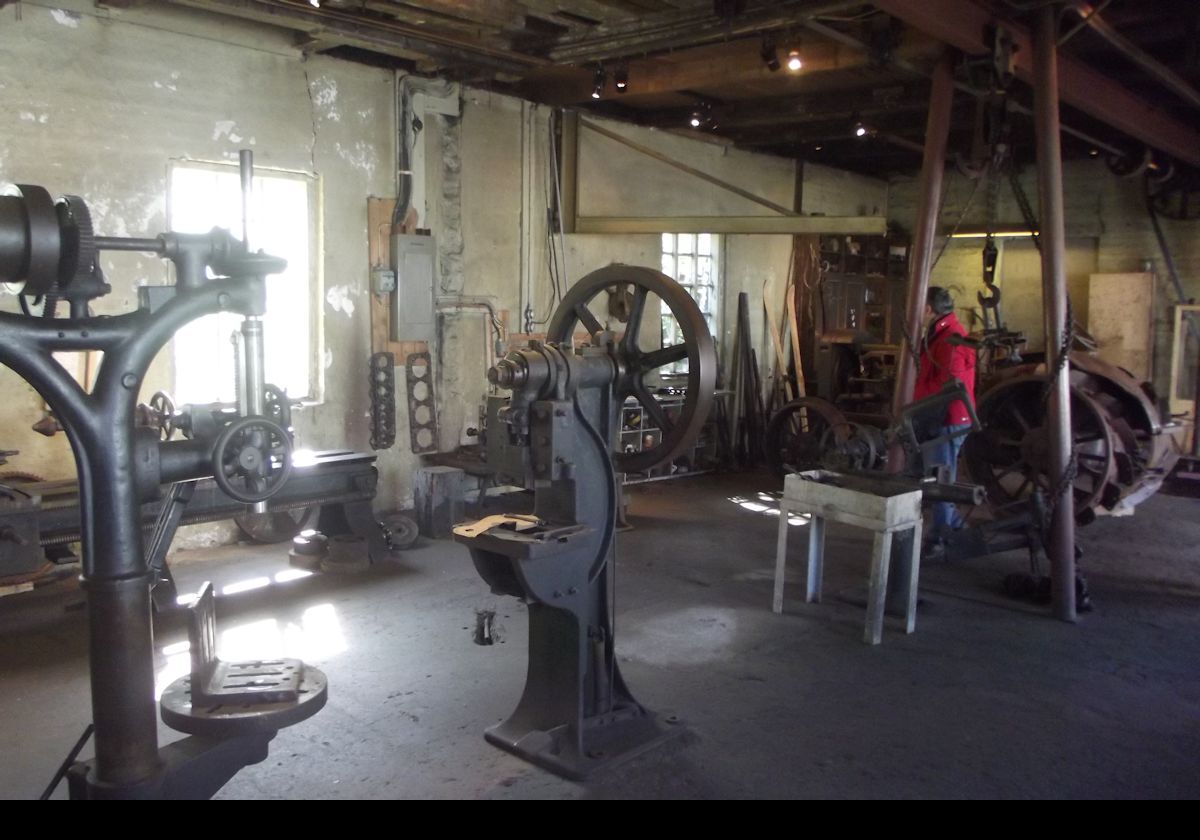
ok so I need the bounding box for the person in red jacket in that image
[912,286,976,547]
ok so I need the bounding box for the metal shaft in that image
[1032,4,1077,622]
[241,318,268,514]
[890,51,956,455]
[237,149,270,514]
[239,149,254,247]
[94,236,165,253]
[85,576,161,787]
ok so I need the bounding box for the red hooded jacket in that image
[913,311,976,426]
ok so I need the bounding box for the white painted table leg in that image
[905,521,922,634]
[865,530,893,645]
[806,515,826,603]
[772,501,791,614]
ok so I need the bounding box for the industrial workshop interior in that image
[0,0,1198,800]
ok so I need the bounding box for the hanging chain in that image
[1040,297,1077,516]
[1009,169,1041,252]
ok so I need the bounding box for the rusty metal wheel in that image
[964,375,1116,519]
[763,397,851,476]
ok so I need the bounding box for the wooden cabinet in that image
[817,233,908,344]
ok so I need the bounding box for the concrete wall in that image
[0,1,890,534]
[889,158,1200,396]
[421,97,886,459]
[0,1,398,528]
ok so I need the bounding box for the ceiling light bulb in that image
[786,49,802,71]
[855,125,867,137]
[690,115,702,128]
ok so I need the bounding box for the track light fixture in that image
[760,36,780,72]
[786,48,802,72]
[592,66,605,100]
[614,66,629,92]
[688,102,717,130]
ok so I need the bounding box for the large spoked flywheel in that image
[963,375,1118,520]
[763,397,852,477]
[546,264,717,474]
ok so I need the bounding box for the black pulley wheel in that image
[263,383,293,432]
[381,512,419,551]
[149,391,176,441]
[235,507,316,543]
[546,264,717,474]
[212,416,293,504]
[763,397,850,476]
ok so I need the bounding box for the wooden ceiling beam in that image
[520,29,939,106]
[165,0,545,74]
[873,0,1200,167]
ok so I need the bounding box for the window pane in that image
[660,231,717,376]
[661,254,675,280]
[661,315,678,346]
[677,255,695,285]
[169,164,314,404]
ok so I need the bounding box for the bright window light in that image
[221,575,272,595]
[168,162,317,404]
[660,232,719,374]
[286,603,347,659]
[727,494,810,526]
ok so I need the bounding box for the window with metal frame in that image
[660,232,718,373]
[168,161,319,405]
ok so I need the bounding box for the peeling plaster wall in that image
[0,2,898,551]
[431,105,883,435]
[0,2,396,542]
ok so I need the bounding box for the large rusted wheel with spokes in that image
[546,264,716,474]
[763,397,852,476]
[964,375,1117,519]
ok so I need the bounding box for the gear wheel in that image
[57,194,97,283]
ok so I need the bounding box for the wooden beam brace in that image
[581,118,797,216]
[873,0,1200,167]
[575,215,887,234]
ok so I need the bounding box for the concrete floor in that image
[2,472,1199,799]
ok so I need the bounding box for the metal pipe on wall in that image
[1032,4,1077,622]
[889,50,957,436]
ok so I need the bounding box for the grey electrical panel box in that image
[390,233,436,343]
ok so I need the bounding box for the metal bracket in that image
[369,352,397,450]
[406,351,438,454]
